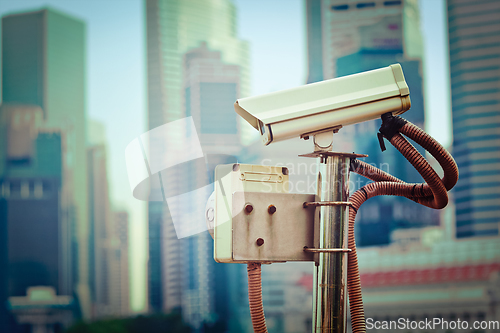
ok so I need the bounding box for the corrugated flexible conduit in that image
[347,115,458,332]
[246,114,458,333]
[247,262,268,333]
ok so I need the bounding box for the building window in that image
[332,4,349,11]
[357,2,376,9]
[1,182,10,198]
[21,181,30,198]
[34,181,43,198]
[384,0,402,6]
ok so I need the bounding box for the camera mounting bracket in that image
[300,125,342,153]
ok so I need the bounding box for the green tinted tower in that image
[1,8,90,317]
[145,0,249,313]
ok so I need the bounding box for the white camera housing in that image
[234,64,410,145]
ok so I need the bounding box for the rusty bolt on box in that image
[245,204,253,214]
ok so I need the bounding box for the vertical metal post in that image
[313,154,350,333]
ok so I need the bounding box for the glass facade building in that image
[181,43,243,330]
[0,105,75,332]
[447,0,500,238]
[145,0,249,315]
[305,0,324,83]
[2,129,64,295]
[1,7,89,319]
[319,0,423,79]
[87,120,130,318]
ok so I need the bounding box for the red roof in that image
[295,263,500,292]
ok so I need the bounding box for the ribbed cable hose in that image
[247,262,268,333]
[400,122,459,192]
[390,133,449,209]
[347,119,459,333]
[243,119,458,333]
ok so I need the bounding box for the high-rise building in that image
[88,121,130,317]
[145,0,249,313]
[1,8,90,317]
[317,0,423,79]
[306,0,324,83]
[0,105,75,332]
[306,0,437,247]
[88,143,112,317]
[447,0,500,238]
[112,211,130,316]
[181,43,242,330]
[184,42,242,153]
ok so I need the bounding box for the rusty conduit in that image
[347,114,459,332]
[246,114,458,333]
[247,262,268,333]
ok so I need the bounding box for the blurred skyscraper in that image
[0,7,90,326]
[0,105,75,332]
[306,0,437,246]
[180,43,243,330]
[88,136,111,318]
[113,211,131,316]
[87,121,130,318]
[317,0,423,78]
[144,0,249,315]
[305,0,324,83]
[447,0,500,238]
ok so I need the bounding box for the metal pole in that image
[313,154,350,333]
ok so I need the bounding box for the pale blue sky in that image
[0,0,451,312]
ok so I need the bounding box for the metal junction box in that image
[214,163,316,263]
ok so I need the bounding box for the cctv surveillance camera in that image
[234,64,410,145]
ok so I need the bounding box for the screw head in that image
[244,204,253,214]
[256,238,264,246]
[268,205,276,215]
